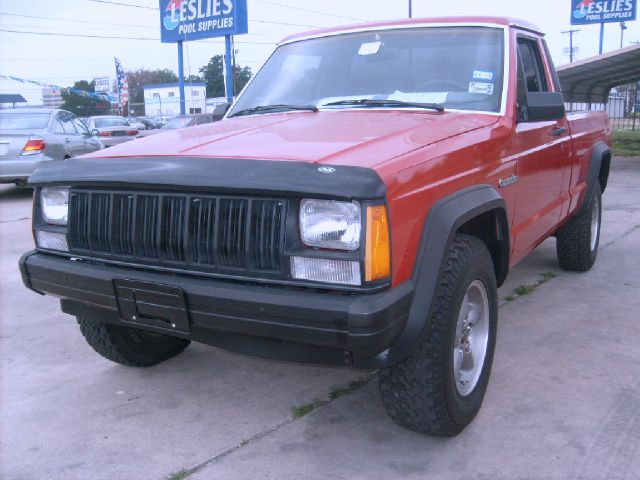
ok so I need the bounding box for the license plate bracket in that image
[114,279,190,335]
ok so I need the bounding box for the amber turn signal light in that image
[365,205,390,282]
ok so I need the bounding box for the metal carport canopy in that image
[557,43,640,104]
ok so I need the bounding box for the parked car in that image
[126,117,147,131]
[85,116,139,147]
[20,17,611,436]
[133,116,158,129]
[139,114,219,137]
[0,108,103,185]
[161,113,217,129]
[153,116,170,127]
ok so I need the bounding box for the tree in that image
[199,55,252,98]
[126,68,179,106]
[61,80,109,117]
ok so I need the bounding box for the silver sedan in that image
[0,108,104,186]
[86,116,139,147]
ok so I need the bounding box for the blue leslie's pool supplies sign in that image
[571,0,637,25]
[160,0,248,42]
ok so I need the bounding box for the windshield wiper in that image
[322,98,444,112]
[228,104,318,118]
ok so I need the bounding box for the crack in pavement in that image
[167,373,376,480]
[601,223,640,249]
[0,217,30,224]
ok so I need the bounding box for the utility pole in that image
[599,23,605,55]
[620,22,628,49]
[409,0,412,18]
[562,29,580,63]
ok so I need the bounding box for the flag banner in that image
[114,58,129,107]
[0,75,116,102]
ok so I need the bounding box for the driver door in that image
[511,36,570,262]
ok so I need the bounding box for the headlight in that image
[41,187,69,226]
[299,199,361,250]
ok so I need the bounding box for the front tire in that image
[378,234,498,436]
[77,318,190,367]
[556,182,602,272]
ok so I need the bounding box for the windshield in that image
[0,113,50,130]
[94,117,129,128]
[163,117,193,129]
[229,26,505,116]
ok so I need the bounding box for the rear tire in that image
[378,234,498,436]
[556,182,602,272]
[77,318,190,367]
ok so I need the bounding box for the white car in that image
[86,116,139,147]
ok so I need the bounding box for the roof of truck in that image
[279,16,543,45]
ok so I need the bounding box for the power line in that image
[1,22,283,38]
[250,19,321,28]
[86,0,158,10]
[0,10,321,30]
[251,0,364,21]
[0,28,277,45]
[0,11,157,29]
[84,0,363,22]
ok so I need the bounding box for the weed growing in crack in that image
[290,375,373,418]
[508,272,558,301]
[167,469,191,480]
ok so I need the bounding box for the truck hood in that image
[82,110,498,168]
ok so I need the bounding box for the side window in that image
[52,118,65,134]
[542,39,562,93]
[516,56,529,121]
[517,38,548,93]
[57,113,76,134]
[72,117,89,135]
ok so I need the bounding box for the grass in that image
[167,469,191,480]
[514,285,536,296]
[291,376,372,418]
[291,400,323,418]
[612,130,640,157]
[505,271,558,303]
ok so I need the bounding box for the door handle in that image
[65,138,71,143]
[551,127,567,136]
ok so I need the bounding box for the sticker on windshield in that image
[469,82,494,95]
[473,70,494,81]
[358,41,382,56]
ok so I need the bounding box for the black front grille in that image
[68,189,285,275]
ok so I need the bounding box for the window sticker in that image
[389,91,447,104]
[473,70,494,81]
[358,41,382,56]
[469,82,494,95]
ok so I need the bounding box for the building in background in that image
[0,77,44,106]
[93,77,111,94]
[42,87,63,108]
[143,82,207,117]
[0,94,27,109]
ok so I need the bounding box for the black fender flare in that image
[581,142,610,213]
[371,185,509,368]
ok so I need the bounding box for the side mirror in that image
[91,129,99,136]
[525,92,565,122]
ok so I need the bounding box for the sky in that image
[1,0,639,97]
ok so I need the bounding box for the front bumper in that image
[20,251,413,368]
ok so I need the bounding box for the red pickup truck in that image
[20,17,611,436]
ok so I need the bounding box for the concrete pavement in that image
[1,157,639,480]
